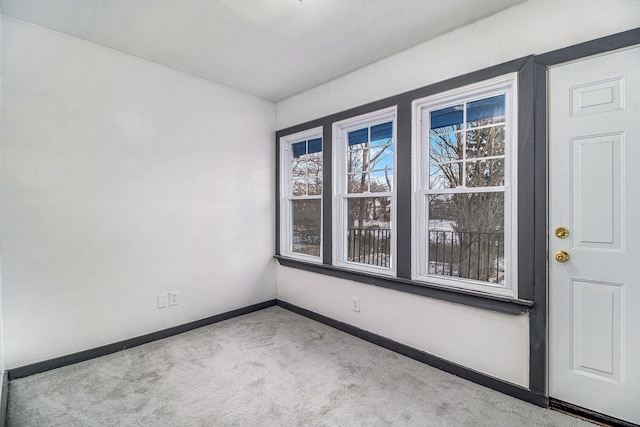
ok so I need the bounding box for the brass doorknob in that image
[554,250,569,263]
[554,227,569,239]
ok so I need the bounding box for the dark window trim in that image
[528,59,548,397]
[396,102,412,279]
[276,56,535,315]
[535,28,640,66]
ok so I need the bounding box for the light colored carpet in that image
[8,306,590,426]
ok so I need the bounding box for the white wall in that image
[275,0,640,388]
[1,18,276,368]
[276,0,640,129]
[0,9,5,382]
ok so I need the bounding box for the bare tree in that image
[346,138,393,266]
[290,150,323,256]
[347,139,392,227]
[428,121,506,282]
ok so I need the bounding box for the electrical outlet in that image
[158,293,168,308]
[352,297,360,312]
[169,291,179,306]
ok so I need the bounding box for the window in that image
[276,67,531,309]
[279,128,323,261]
[333,108,396,274]
[413,74,517,296]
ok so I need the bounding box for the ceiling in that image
[1,0,527,102]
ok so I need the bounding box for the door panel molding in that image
[571,133,623,251]
[570,279,624,384]
[570,77,625,117]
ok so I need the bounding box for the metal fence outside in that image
[428,230,504,284]
[347,228,391,267]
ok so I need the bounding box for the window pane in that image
[430,105,464,134]
[292,141,306,159]
[291,200,321,257]
[370,169,392,192]
[346,197,392,267]
[347,148,366,174]
[369,144,393,170]
[348,127,368,146]
[466,125,505,158]
[291,160,306,179]
[429,133,462,163]
[427,192,504,284]
[306,158,322,180]
[370,121,393,142]
[465,158,505,187]
[292,178,306,196]
[289,138,323,196]
[429,163,461,189]
[308,176,322,196]
[348,173,367,193]
[467,94,505,128]
[369,137,393,148]
[307,138,322,154]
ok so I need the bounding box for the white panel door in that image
[549,46,640,425]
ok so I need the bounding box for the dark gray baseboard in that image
[8,299,277,380]
[5,297,547,419]
[1,371,8,427]
[277,299,548,408]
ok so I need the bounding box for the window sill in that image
[274,255,533,315]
